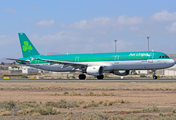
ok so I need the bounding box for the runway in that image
[0,78,176,82]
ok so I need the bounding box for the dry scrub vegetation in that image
[0,82,176,119]
[0,100,176,120]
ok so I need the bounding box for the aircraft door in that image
[35,58,39,66]
[75,57,79,62]
[148,52,154,63]
[114,55,119,64]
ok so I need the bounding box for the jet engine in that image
[112,70,130,76]
[86,66,104,76]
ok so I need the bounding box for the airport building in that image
[8,66,38,74]
[136,64,176,76]
[156,64,176,76]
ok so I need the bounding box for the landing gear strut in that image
[79,74,86,80]
[152,70,157,79]
[97,75,104,79]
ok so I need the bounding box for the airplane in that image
[7,33,175,80]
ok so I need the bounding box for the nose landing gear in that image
[153,75,157,79]
[152,70,158,79]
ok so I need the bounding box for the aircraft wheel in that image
[79,74,86,80]
[153,75,157,80]
[152,69,157,80]
[97,75,104,79]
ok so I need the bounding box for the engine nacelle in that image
[86,66,104,76]
[113,70,130,76]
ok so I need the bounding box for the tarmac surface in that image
[0,78,176,82]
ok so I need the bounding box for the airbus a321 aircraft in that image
[8,33,175,80]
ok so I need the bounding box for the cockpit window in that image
[159,56,169,59]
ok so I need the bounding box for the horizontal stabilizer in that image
[6,58,30,63]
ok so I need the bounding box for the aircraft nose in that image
[167,59,175,67]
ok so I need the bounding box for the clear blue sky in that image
[1,0,176,59]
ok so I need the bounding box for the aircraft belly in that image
[103,65,114,71]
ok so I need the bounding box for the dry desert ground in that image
[0,82,176,119]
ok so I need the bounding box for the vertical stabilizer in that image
[18,33,40,58]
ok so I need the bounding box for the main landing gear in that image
[152,70,157,79]
[78,74,104,80]
[97,75,104,79]
[79,74,86,80]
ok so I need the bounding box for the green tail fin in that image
[18,33,40,58]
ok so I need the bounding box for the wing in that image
[35,58,87,67]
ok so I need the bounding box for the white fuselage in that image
[27,59,175,72]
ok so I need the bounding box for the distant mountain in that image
[0,58,13,63]
[47,52,61,55]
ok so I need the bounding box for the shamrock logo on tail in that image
[23,41,33,52]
